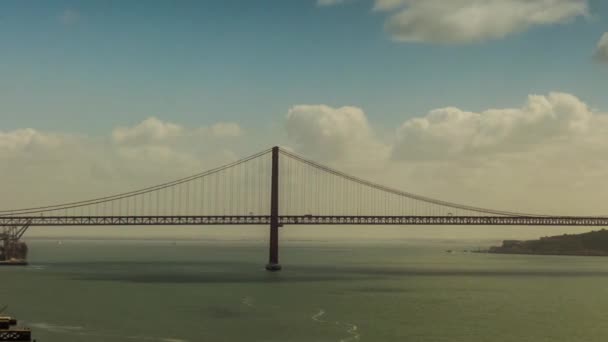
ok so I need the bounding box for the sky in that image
[1,0,608,239]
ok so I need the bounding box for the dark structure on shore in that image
[489,229,608,256]
[0,314,33,341]
[0,223,30,265]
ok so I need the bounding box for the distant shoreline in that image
[486,229,608,257]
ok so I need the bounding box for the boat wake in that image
[241,296,255,307]
[311,309,326,323]
[29,322,84,333]
[30,322,188,341]
[338,322,360,342]
[310,310,360,342]
[26,265,47,271]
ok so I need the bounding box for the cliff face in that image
[489,229,608,256]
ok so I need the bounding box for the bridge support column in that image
[266,146,282,271]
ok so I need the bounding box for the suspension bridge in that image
[2,146,607,270]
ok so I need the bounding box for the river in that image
[2,238,608,341]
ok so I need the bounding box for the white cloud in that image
[285,104,390,164]
[594,32,608,63]
[374,92,608,215]
[393,92,594,160]
[4,94,608,217]
[373,0,408,11]
[112,117,183,145]
[375,0,587,44]
[280,94,608,215]
[0,118,243,210]
[0,128,74,155]
[207,122,242,138]
[112,117,242,145]
[317,0,350,6]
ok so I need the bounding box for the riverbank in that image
[488,229,608,256]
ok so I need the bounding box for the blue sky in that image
[1,0,607,134]
[3,0,608,235]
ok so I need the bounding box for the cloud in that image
[594,32,608,63]
[373,0,408,11]
[3,94,608,217]
[0,128,74,155]
[282,95,608,215]
[285,105,390,164]
[112,117,242,145]
[375,0,587,44]
[317,0,351,6]
[0,118,243,210]
[59,9,81,25]
[380,92,608,215]
[393,92,594,160]
[207,122,242,138]
[112,117,183,145]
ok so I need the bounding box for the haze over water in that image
[3,234,608,342]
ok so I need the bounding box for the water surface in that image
[2,239,608,341]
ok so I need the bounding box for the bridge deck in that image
[1,216,608,226]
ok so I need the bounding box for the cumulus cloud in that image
[381,92,608,215]
[281,94,608,215]
[112,117,242,145]
[4,95,608,216]
[112,117,182,145]
[108,117,244,195]
[207,122,242,138]
[375,0,587,44]
[0,118,244,210]
[0,129,78,158]
[393,92,595,160]
[594,32,608,63]
[285,105,390,164]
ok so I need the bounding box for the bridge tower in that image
[266,146,282,271]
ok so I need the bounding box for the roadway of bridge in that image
[1,216,608,226]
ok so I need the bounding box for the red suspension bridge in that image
[2,146,607,270]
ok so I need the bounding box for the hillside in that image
[488,229,608,256]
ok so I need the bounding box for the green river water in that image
[2,238,608,341]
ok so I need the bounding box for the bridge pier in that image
[265,146,282,271]
[265,222,281,271]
